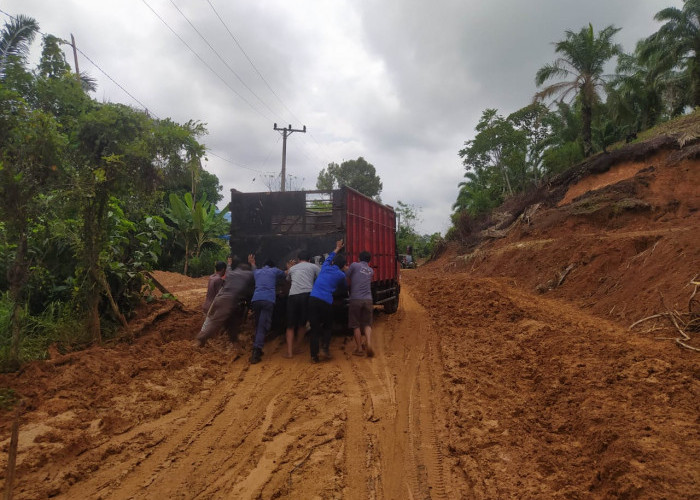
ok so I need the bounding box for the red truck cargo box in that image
[230,186,400,313]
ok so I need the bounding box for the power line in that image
[205,0,297,123]
[141,0,274,123]
[0,8,331,178]
[204,1,334,170]
[206,150,273,175]
[168,0,281,122]
[74,45,157,117]
[0,8,155,115]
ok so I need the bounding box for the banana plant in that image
[166,192,228,274]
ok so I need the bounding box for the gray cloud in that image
[3,0,681,234]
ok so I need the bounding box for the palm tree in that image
[641,0,700,108]
[608,41,678,134]
[535,24,622,156]
[0,14,39,79]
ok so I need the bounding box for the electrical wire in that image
[0,8,155,115]
[141,0,274,123]
[205,0,297,124]
[168,0,281,122]
[204,1,334,170]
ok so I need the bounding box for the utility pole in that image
[273,123,306,192]
[70,34,80,85]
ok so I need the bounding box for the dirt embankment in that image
[448,148,699,329]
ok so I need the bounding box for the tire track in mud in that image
[340,287,448,499]
[65,358,253,498]
[59,283,447,499]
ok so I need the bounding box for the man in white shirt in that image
[284,250,320,358]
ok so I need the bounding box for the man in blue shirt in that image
[308,240,348,363]
[247,254,286,364]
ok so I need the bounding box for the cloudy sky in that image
[2,0,682,234]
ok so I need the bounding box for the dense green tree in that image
[459,109,526,198]
[535,24,622,156]
[37,34,71,78]
[0,15,38,96]
[508,103,553,185]
[642,0,700,108]
[0,88,66,368]
[72,103,157,340]
[608,39,684,133]
[394,201,440,259]
[540,102,585,174]
[150,119,216,202]
[316,157,383,199]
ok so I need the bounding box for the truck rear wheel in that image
[383,296,398,314]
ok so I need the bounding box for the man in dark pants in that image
[248,254,286,364]
[346,250,375,357]
[308,240,348,363]
[284,250,320,358]
[196,256,254,347]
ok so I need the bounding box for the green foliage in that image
[37,34,70,79]
[535,24,622,156]
[0,14,39,81]
[450,11,697,241]
[316,157,383,199]
[0,387,18,409]
[0,293,85,370]
[395,201,441,259]
[186,245,230,278]
[166,192,229,275]
[0,13,221,367]
[641,0,700,107]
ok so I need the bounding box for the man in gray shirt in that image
[196,256,254,347]
[284,250,320,358]
[345,250,375,357]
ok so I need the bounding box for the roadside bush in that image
[0,293,86,371]
[182,244,229,277]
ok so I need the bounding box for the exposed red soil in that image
[0,143,698,499]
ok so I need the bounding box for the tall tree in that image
[73,103,154,340]
[607,42,675,133]
[316,157,383,199]
[508,103,553,185]
[37,34,71,79]
[641,0,700,108]
[459,109,526,198]
[0,14,38,80]
[535,24,622,156]
[0,88,66,368]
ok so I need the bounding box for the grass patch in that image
[0,387,18,410]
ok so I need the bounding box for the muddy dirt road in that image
[70,290,444,499]
[1,269,698,499]
[1,278,448,499]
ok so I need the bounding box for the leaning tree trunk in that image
[7,233,28,371]
[82,196,106,343]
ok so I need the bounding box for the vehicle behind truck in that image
[229,186,400,313]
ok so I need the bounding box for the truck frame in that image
[229,186,400,313]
